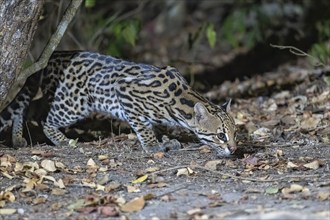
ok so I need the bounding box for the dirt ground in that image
[0,63,329,219]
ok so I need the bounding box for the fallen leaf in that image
[87,158,97,167]
[252,127,272,141]
[303,160,320,170]
[282,184,304,194]
[35,183,49,191]
[199,145,211,153]
[145,166,160,173]
[245,188,264,193]
[22,178,37,192]
[105,181,121,192]
[98,155,109,161]
[96,184,105,191]
[31,155,41,161]
[261,119,279,128]
[21,161,39,171]
[301,115,321,130]
[209,200,225,207]
[42,175,57,184]
[51,188,67,196]
[143,193,154,201]
[3,192,15,202]
[289,184,304,192]
[76,206,96,214]
[302,187,311,197]
[243,155,258,166]
[127,133,136,140]
[153,152,165,158]
[109,159,122,168]
[287,161,299,169]
[280,115,296,126]
[120,197,145,212]
[275,149,283,157]
[98,175,110,185]
[55,161,66,169]
[51,202,62,210]
[317,191,330,201]
[99,166,109,172]
[148,182,168,188]
[67,199,85,211]
[115,196,126,206]
[81,179,96,188]
[187,208,202,215]
[127,185,140,193]
[98,205,119,217]
[34,168,47,176]
[160,194,174,202]
[41,159,56,172]
[204,160,223,171]
[0,209,16,214]
[265,187,279,194]
[132,174,148,184]
[176,167,194,176]
[1,172,13,179]
[32,196,47,205]
[56,179,65,189]
[265,101,277,112]
[69,138,78,147]
[31,150,54,157]
[0,154,16,164]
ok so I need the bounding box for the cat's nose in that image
[229,145,237,154]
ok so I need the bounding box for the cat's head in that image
[192,100,237,157]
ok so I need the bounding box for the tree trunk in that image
[0,0,43,108]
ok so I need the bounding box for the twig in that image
[195,165,326,182]
[1,0,83,112]
[154,185,188,198]
[18,0,83,81]
[66,183,95,188]
[150,164,317,182]
[25,122,33,147]
[270,44,324,67]
[152,165,189,175]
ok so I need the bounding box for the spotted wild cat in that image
[0,51,237,156]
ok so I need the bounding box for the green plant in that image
[106,19,140,56]
[221,3,304,50]
[82,0,141,57]
[308,20,330,66]
[222,9,247,49]
[85,0,96,8]
[188,22,217,50]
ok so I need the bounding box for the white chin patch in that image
[213,146,231,157]
[224,148,231,155]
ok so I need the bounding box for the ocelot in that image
[0,51,237,156]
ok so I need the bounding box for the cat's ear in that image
[221,99,232,112]
[194,102,209,122]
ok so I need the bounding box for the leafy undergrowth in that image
[0,63,329,219]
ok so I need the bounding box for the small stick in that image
[25,122,33,147]
[154,185,188,198]
[194,165,327,182]
[152,165,189,175]
[270,44,324,66]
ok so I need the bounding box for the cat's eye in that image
[217,132,227,142]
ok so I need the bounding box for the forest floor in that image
[0,61,330,219]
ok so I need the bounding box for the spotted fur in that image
[0,51,237,156]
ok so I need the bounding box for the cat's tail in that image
[0,72,41,146]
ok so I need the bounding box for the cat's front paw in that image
[12,136,28,148]
[161,136,181,151]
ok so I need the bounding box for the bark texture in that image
[0,0,43,108]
